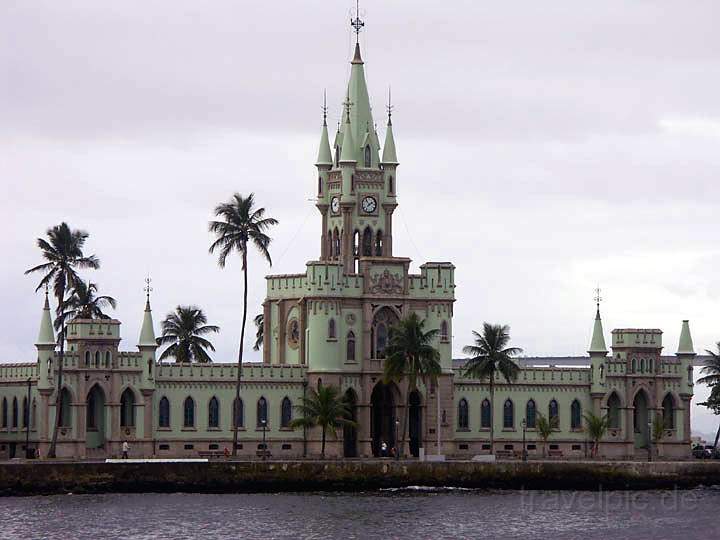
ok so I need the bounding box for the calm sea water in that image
[2,488,720,539]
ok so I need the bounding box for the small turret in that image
[339,98,357,164]
[382,92,398,165]
[677,319,695,355]
[137,287,158,388]
[588,306,608,354]
[36,290,55,347]
[316,92,333,167]
[138,296,157,348]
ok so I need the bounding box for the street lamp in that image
[647,420,653,462]
[395,419,400,460]
[261,419,268,461]
[521,419,527,462]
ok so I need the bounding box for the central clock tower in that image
[316,42,399,275]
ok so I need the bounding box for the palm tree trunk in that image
[713,422,720,450]
[400,383,412,459]
[232,251,249,457]
[48,284,65,459]
[321,424,326,458]
[489,376,495,454]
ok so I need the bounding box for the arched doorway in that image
[371,382,396,456]
[633,390,649,449]
[343,389,358,458]
[86,385,106,449]
[408,390,422,458]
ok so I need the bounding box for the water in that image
[2,488,720,539]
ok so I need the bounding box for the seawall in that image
[1,460,720,496]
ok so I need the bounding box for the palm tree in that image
[252,313,264,351]
[56,281,116,327]
[290,385,355,458]
[156,306,220,363]
[24,222,99,458]
[383,312,441,459]
[536,413,556,458]
[583,411,610,458]
[462,323,522,454]
[209,193,278,455]
[698,343,720,450]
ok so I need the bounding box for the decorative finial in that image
[322,90,328,127]
[593,285,602,310]
[350,0,364,42]
[342,94,354,123]
[144,275,153,302]
[386,86,394,126]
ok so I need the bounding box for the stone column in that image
[142,389,154,456]
[319,205,329,260]
[382,204,396,256]
[299,299,307,366]
[278,300,286,365]
[263,300,271,364]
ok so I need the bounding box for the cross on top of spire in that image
[144,275,153,301]
[386,87,394,125]
[350,0,364,42]
[594,285,602,309]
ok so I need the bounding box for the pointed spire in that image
[677,320,696,355]
[588,305,608,354]
[343,40,378,165]
[339,94,357,163]
[138,277,157,348]
[382,88,398,164]
[352,42,363,64]
[316,90,332,166]
[36,289,55,347]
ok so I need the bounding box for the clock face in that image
[331,197,340,214]
[361,196,377,214]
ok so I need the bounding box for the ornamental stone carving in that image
[369,269,403,294]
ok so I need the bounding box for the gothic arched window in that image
[318,176,322,195]
[571,400,582,430]
[526,399,536,429]
[333,228,340,257]
[458,398,469,429]
[59,388,72,428]
[1,397,7,428]
[22,397,28,428]
[183,396,195,428]
[85,351,91,367]
[503,399,514,429]
[549,399,559,426]
[11,397,18,428]
[328,319,336,340]
[95,351,100,368]
[281,397,292,428]
[481,399,491,428]
[362,227,373,256]
[257,397,268,427]
[346,331,356,362]
[662,394,675,429]
[364,145,371,167]
[388,176,394,194]
[105,351,111,367]
[120,388,135,427]
[372,307,398,359]
[327,230,333,258]
[440,321,449,342]
[632,358,637,372]
[335,145,340,167]
[159,397,170,428]
[208,396,220,429]
[607,392,621,429]
[375,230,383,256]
[233,398,244,428]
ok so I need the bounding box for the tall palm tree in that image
[252,313,264,351]
[156,306,219,363]
[698,342,720,449]
[383,312,442,459]
[583,411,610,458]
[24,222,99,458]
[209,193,278,455]
[290,385,355,458]
[462,323,523,454]
[56,281,116,327]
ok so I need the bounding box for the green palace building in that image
[0,30,696,461]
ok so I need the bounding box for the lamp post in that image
[395,419,400,460]
[521,419,527,462]
[261,419,267,461]
[25,377,32,459]
[647,419,653,462]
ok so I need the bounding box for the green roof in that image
[382,120,398,164]
[588,307,608,354]
[138,298,157,347]
[316,122,332,166]
[677,320,695,355]
[36,292,55,347]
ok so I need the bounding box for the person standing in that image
[122,441,129,459]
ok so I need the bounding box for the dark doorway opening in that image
[371,382,396,456]
[409,390,422,457]
[343,389,358,458]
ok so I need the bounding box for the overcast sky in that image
[1,0,719,435]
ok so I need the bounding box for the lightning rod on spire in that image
[350,0,364,42]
